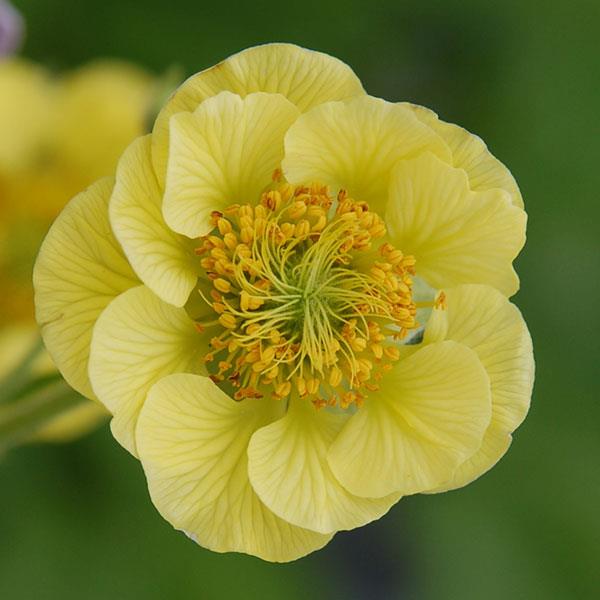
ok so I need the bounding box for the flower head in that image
[1,59,157,440]
[34,44,534,561]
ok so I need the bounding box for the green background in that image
[2,0,599,598]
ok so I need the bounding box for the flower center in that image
[195,177,418,409]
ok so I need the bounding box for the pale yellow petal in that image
[33,178,139,399]
[163,91,300,238]
[152,43,365,182]
[0,59,53,172]
[386,153,526,296]
[248,397,401,534]
[136,373,333,562]
[405,103,523,208]
[328,341,491,498]
[110,135,200,307]
[88,285,207,456]
[52,60,154,182]
[423,284,534,490]
[282,96,451,214]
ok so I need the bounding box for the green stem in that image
[0,337,45,404]
[0,378,84,453]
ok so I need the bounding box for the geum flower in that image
[34,44,534,561]
[0,59,157,443]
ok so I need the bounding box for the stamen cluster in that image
[195,177,417,409]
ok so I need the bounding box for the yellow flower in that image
[0,58,157,440]
[33,44,534,561]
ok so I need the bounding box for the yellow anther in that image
[274,381,291,398]
[262,189,282,211]
[212,302,226,314]
[240,226,254,244]
[329,366,342,388]
[245,323,261,336]
[280,222,295,240]
[383,346,400,361]
[236,244,252,259]
[294,219,311,238]
[288,200,307,219]
[223,232,238,250]
[350,337,367,352]
[213,278,231,294]
[254,204,267,219]
[240,215,253,229]
[311,214,327,232]
[307,378,320,395]
[217,218,232,235]
[239,205,253,219]
[245,348,261,363]
[370,266,386,281]
[297,377,307,397]
[208,235,225,249]
[218,361,231,372]
[218,313,237,329]
[261,346,276,363]
[370,343,383,359]
[200,257,215,270]
[211,247,228,261]
[254,217,267,236]
[214,260,234,276]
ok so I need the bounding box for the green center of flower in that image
[196,177,418,408]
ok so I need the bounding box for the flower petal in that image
[423,284,534,490]
[405,103,524,208]
[328,341,492,498]
[248,397,401,534]
[33,178,139,399]
[136,373,333,562]
[152,43,365,183]
[386,153,526,296]
[88,285,207,455]
[110,135,200,307]
[163,91,300,238]
[0,60,53,172]
[53,61,154,183]
[282,96,451,214]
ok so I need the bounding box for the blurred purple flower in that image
[0,0,23,57]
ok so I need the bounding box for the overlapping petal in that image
[386,153,526,296]
[88,285,208,455]
[423,285,534,490]
[328,341,492,498]
[282,95,452,214]
[152,43,365,182]
[405,103,524,208]
[33,178,139,399]
[110,135,199,307]
[136,373,333,561]
[163,91,299,238]
[248,397,401,534]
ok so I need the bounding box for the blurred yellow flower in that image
[34,44,534,561]
[0,58,157,441]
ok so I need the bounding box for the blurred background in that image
[1,0,598,598]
